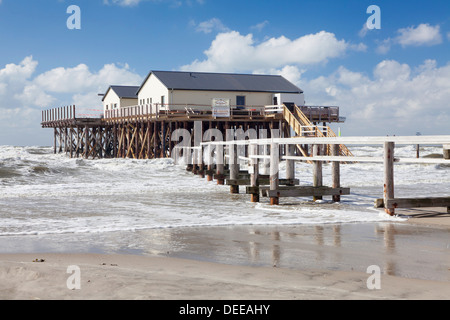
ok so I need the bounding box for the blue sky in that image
[0,0,449,145]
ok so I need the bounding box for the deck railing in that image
[41,105,77,123]
[103,103,278,119]
[298,106,340,122]
[42,104,343,124]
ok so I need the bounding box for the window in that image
[236,96,245,106]
[161,96,165,106]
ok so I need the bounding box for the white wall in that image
[138,74,169,109]
[103,90,120,116]
[171,90,273,110]
[273,93,305,106]
[103,90,138,116]
[120,98,138,108]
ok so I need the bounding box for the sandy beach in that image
[0,251,449,301]
[0,207,449,300]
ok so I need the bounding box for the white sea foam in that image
[0,145,448,236]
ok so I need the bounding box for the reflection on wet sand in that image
[147,222,448,281]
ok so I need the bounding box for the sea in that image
[0,144,449,279]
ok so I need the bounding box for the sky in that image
[0,0,449,146]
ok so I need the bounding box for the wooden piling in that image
[230,144,239,194]
[216,141,225,185]
[53,128,57,154]
[270,142,279,205]
[384,141,395,216]
[250,143,259,202]
[332,144,341,202]
[312,144,323,201]
[285,144,295,186]
[444,144,450,159]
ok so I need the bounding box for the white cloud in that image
[0,56,143,144]
[103,0,143,6]
[447,32,450,41]
[33,63,142,95]
[14,84,56,107]
[194,18,229,34]
[358,23,369,38]
[251,20,269,32]
[375,38,392,55]
[0,56,37,84]
[253,65,305,87]
[376,23,442,54]
[300,59,450,135]
[181,30,351,72]
[396,23,442,47]
[103,0,204,7]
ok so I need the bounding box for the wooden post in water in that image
[444,144,450,160]
[259,128,270,175]
[384,141,395,216]
[286,144,295,185]
[216,141,225,185]
[206,145,213,182]
[263,143,270,175]
[53,128,57,154]
[230,143,239,194]
[313,144,323,201]
[270,142,279,205]
[332,144,341,202]
[250,142,259,202]
[84,125,89,159]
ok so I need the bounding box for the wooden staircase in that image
[282,105,353,158]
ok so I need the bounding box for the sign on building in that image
[212,98,231,117]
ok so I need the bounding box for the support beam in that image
[375,197,450,212]
[229,144,239,194]
[267,186,350,198]
[444,144,450,160]
[249,143,259,202]
[216,135,225,185]
[384,141,395,216]
[270,142,279,205]
[312,144,323,201]
[332,144,341,202]
[285,144,295,185]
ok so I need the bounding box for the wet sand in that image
[0,208,449,300]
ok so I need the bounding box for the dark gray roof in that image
[102,85,139,101]
[137,71,303,94]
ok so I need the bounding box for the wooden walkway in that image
[198,135,450,216]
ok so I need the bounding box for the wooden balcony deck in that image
[41,104,343,127]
